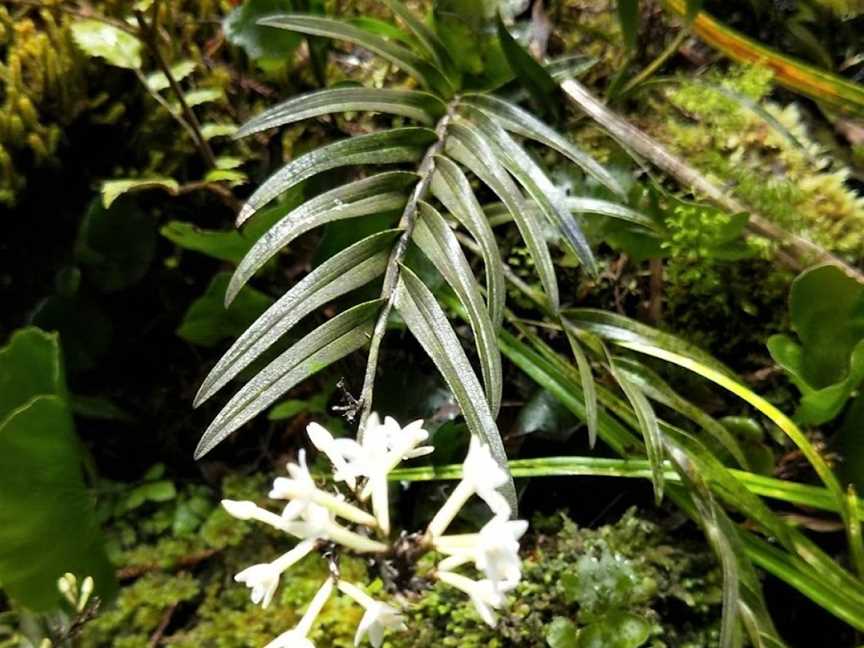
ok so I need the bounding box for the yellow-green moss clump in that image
[0,6,88,205]
[649,65,864,261]
[80,470,722,648]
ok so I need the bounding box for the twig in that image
[559,77,864,283]
[356,102,458,438]
[148,602,177,647]
[134,6,216,168]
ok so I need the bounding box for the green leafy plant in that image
[184,2,864,646]
[769,264,864,425]
[0,328,114,611]
[191,2,641,519]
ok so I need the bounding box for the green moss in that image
[651,65,864,260]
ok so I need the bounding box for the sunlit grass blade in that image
[391,456,864,517]
[412,201,503,415]
[194,300,381,459]
[563,325,599,448]
[446,122,560,311]
[609,356,666,503]
[430,155,505,328]
[394,265,516,514]
[228,172,415,303]
[234,88,446,138]
[195,230,401,407]
[237,128,435,226]
[258,14,454,97]
[663,0,864,118]
[614,355,750,469]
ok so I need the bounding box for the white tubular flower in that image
[435,516,528,593]
[337,581,406,648]
[437,571,514,628]
[221,499,302,537]
[427,437,511,537]
[264,578,334,648]
[307,422,358,490]
[271,450,378,528]
[235,539,317,608]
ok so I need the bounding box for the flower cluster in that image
[222,414,528,646]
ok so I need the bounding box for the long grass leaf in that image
[238,127,436,226]
[195,300,381,458]
[234,88,445,137]
[394,266,516,514]
[413,202,502,415]
[195,230,400,407]
[228,172,415,303]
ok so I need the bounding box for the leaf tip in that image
[236,203,256,227]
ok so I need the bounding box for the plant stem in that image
[134,7,216,168]
[357,101,457,438]
[558,77,864,284]
[618,29,689,97]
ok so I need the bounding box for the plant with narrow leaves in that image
[191,2,648,517]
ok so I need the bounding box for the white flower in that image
[337,581,406,648]
[436,571,515,628]
[461,436,510,517]
[263,578,334,648]
[221,499,302,537]
[427,436,511,537]
[235,539,317,608]
[271,450,317,521]
[307,422,359,490]
[436,516,527,593]
[356,601,406,648]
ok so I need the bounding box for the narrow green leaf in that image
[228,171,415,304]
[458,107,598,275]
[258,14,454,96]
[562,325,599,448]
[563,308,735,376]
[413,201,502,415]
[608,357,665,503]
[430,155,505,328]
[382,0,455,76]
[445,122,560,311]
[617,0,640,50]
[237,127,435,226]
[494,14,561,122]
[394,266,516,514]
[195,230,400,407]
[195,300,382,458]
[462,94,625,197]
[685,0,704,21]
[234,87,445,138]
[614,356,750,470]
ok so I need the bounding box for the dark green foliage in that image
[0,329,114,611]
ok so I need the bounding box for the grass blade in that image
[413,202,502,415]
[228,172,416,303]
[238,127,436,226]
[195,230,401,407]
[394,265,516,514]
[195,300,381,458]
[234,87,445,137]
